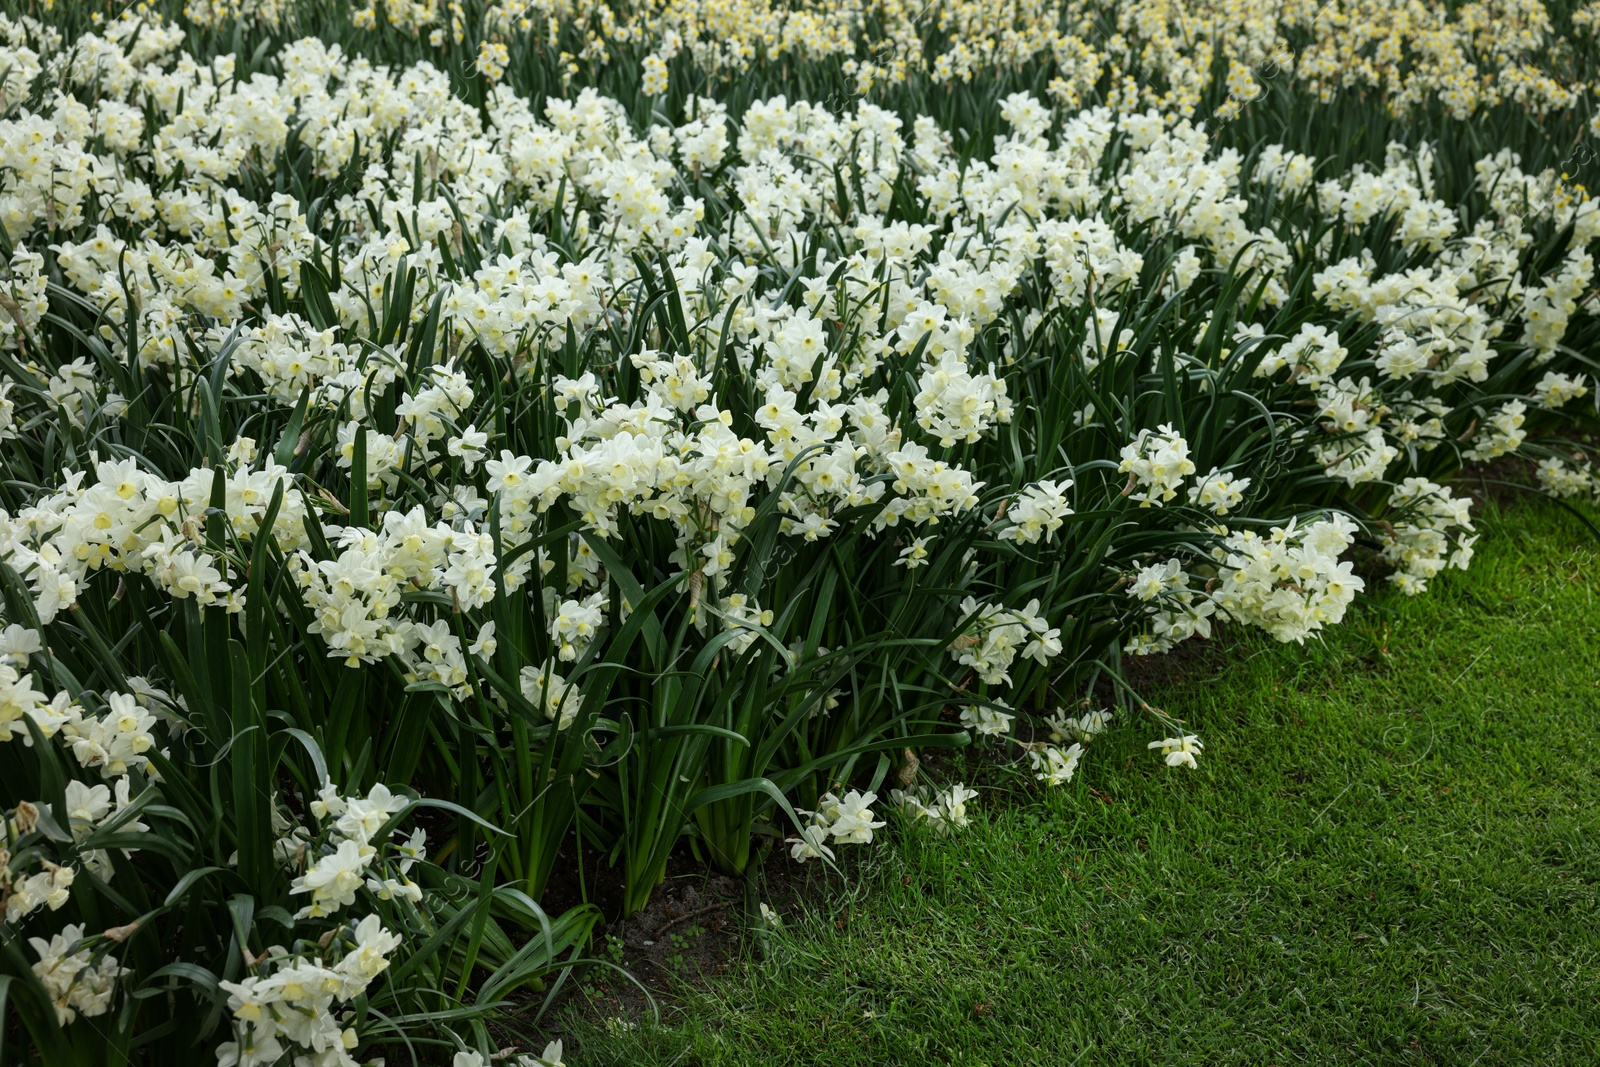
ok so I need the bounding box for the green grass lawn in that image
[564,500,1600,1066]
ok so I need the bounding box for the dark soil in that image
[1457,453,1544,511]
[536,830,834,1036]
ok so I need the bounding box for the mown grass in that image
[564,498,1600,1066]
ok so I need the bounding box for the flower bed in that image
[0,2,1596,1063]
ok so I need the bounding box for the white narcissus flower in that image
[519,662,583,730]
[894,536,933,568]
[59,693,160,778]
[719,593,774,654]
[1186,467,1251,515]
[468,620,497,657]
[290,838,376,918]
[998,479,1073,544]
[0,663,50,741]
[822,790,887,844]
[1536,456,1598,500]
[457,1042,565,1067]
[0,623,42,666]
[333,914,404,996]
[1030,743,1084,787]
[1532,371,1588,409]
[960,703,1015,737]
[949,600,1062,685]
[550,591,607,661]
[892,781,980,834]
[1148,735,1204,769]
[787,823,834,864]
[5,863,75,923]
[1119,425,1196,506]
[936,784,978,829]
[1375,480,1475,596]
[334,782,410,844]
[1047,708,1113,744]
[217,908,404,1066]
[789,788,888,860]
[62,778,113,831]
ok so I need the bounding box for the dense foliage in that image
[0,0,1596,1063]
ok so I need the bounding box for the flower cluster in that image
[1536,455,1600,501]
[293,782,420,918]
[998,480,1074,544]
[789,789,887,862]
[889,782,978,834]
[217,915,404,1067]
[1211,517,1366,642]
[1381,479,1478,594]
[1119,426,1197,507]
[948,599,1063,686]
[28,925,126,1026]
[290,507,498,670]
